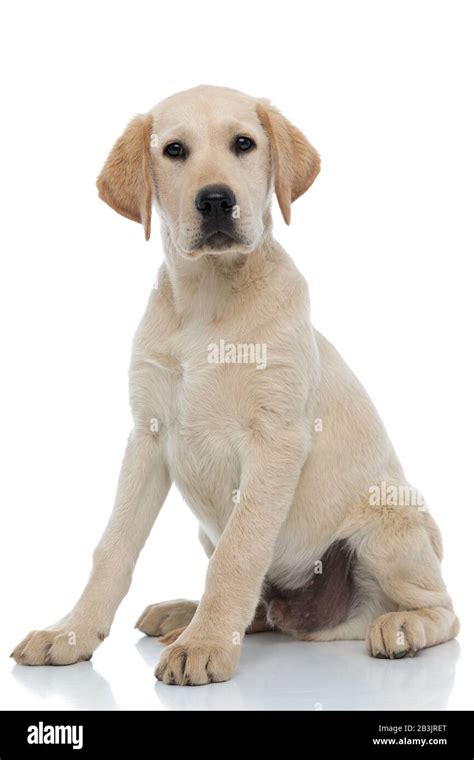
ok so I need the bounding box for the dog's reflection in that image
[10,633,459,711]
[11,660,117,710]
[136,633,460,711]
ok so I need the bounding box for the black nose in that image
[195,184,236,218]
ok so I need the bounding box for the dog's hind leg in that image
[135,526,215,639]
[135,599,198,640]
[266,510,458,655]
[353,506,459,659]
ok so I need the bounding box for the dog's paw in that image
[367,612,426,659]
[11,627,105,666]
[155,638,239,685]
[135,599,197,639]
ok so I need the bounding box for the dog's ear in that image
[97,114,154,240]
[257,101,320,225]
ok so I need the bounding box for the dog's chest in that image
[132,331,257,538]
[167,360,242,522]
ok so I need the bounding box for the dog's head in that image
[97,85,320,258]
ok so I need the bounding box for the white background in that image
[0,0,473,710]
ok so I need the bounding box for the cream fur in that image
[12,86,458,685]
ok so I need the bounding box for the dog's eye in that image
[234,136,255,154]
[164,142,185,159]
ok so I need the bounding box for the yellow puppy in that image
[12,86,459,685]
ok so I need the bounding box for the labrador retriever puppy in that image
[12,85,459,685]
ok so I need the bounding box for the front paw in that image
[11,626,105,666]
[155,637,239,686]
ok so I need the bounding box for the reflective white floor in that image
[3,631,467,711]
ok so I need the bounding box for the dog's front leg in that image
[156,427,308,685]
[12,428,170,665]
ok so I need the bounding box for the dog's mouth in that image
[204,231,236,250]
[180,217,255,258]
[194,229,240,252]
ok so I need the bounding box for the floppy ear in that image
[256,101,320,225]
[97,114,153,240]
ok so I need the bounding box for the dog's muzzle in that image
[194,184,238,248]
